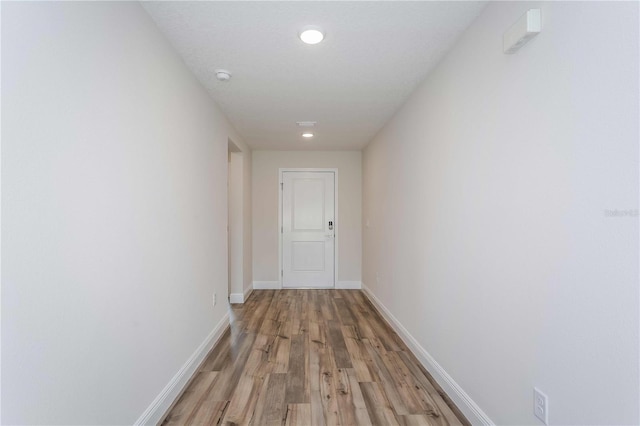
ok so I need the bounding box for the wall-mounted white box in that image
[504,9,541,54]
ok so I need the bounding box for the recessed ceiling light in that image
[302,132,314,138]
[299,27,324,45]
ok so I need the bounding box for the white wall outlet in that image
[534,387,549,425]
[213,293,217,306]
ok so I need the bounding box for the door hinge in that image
[281,226,283,233]
[281,269,283,277]
[280,182,283,190]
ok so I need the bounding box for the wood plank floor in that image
[162,290,468,426]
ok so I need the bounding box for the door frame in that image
[278,168,339,289]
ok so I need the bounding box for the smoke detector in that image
[296,121,317,127]
[215,70,231,81]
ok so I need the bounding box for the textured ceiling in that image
[143,1,486,150]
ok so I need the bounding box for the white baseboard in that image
[244,284,253,301]
[253,281,361,290]
[230,284,254,304]
[229,293,244,304]
[134,312,230,425]
[252,280,280,289]
[336,280,362,289]
[361,284,494,426]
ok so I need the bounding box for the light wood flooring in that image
[162,290,468,426]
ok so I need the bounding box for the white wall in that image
[227,143,252,301]
[228,150,244,298]
[363,2,639,425]
[252,151,361,284]
[1,2,249,424]
[243,149,253,295]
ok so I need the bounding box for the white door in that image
[282,171,335,288]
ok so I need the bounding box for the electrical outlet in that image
[213,293,217,306]
[534,387,548,425]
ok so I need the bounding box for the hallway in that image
[163,290,465,425]
[3,1,639,424]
